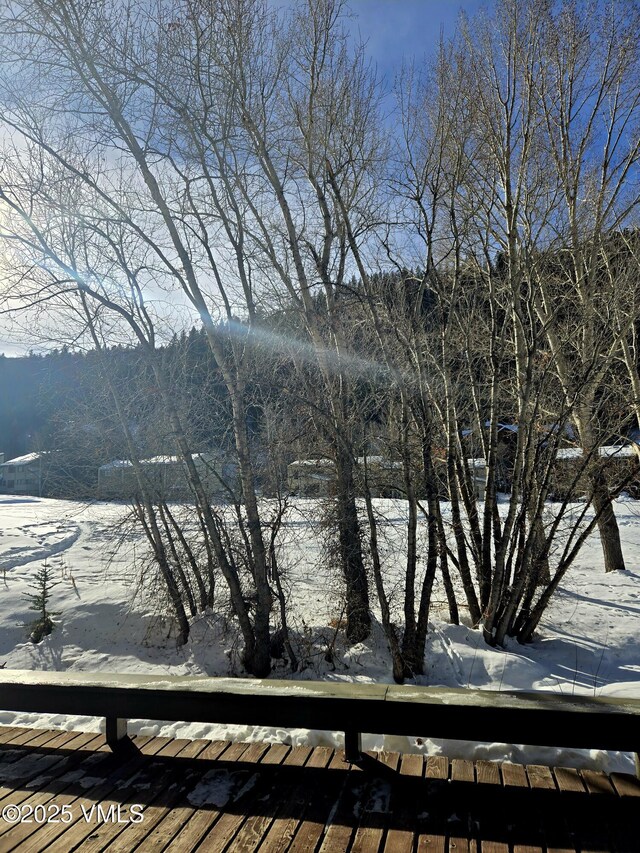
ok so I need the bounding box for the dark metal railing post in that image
[344,730,362,763]
[105,717,136,753]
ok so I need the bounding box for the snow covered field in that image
[1,494,639,774]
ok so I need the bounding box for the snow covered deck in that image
[0,724,638,852]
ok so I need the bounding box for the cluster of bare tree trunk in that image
[1,0,639,679]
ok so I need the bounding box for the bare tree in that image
[522,0,640,571]
[384,0,640,654]
[0,0,292,673]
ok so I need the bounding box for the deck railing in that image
[0,670,638,774]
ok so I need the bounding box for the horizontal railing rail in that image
[0,670,638,773]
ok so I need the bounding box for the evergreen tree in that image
[24,561,59,643]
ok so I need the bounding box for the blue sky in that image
[346,0,489,79]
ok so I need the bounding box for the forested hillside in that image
[0,350,81,461]
[0,331,227,464]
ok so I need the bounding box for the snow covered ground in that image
[0,494,639,774]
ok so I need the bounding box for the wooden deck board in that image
[0,725,637,853]
[142,740,252,853]
[120,739,229,852]
[448,758,476,852]
[0,728,29,745]
[382,752,424,853]
[286,748,339,853]
[242,745,315,853]
[316,750,370,853]
[72,737,215,852]
[415,755,449,852]
[219,745,304,852]
[2,735,167,853]
[350,750,400,853]
[144,740,242,853]
[608,768,640,853]
[185,741,280,853]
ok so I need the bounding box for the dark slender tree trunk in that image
[363,489,405,683]
[575,411,626,574]
[158,503,197,617]
[162,502,209,611]
[447,449,482,625]
[591,471,625,572]
[400,403,419,675]
[334,446,370,644]
[136,501,190,646]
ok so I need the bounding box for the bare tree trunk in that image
[446,428,482,625]
[151,357,271,674]
[161,502,210,612]
[363,487,405,683]
[591,472,625,573]
[413,434,441,671]
[158,503,198,618]
[135,501,191,645]
[267,499,298,673]
[400,402,419,674]
[334,445,370,644]
[576,410,626,573]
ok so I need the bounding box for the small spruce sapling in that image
[24,561,60,643]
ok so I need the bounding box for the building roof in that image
[289,456,403,470]
[556,445,637,460]
[357,456,403,469]
[99,452,216,472]
[288,458,334,468]
[599,445,636,458]
[99,457,176,472]
[0,452,43,467]
[467,458,486,468]
[99,460,134,470]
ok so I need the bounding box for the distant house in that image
[98,452,233,500]
[97,459,138,498]
[461,421,519,493]
[357,456,404,498]
[555,445,637,461]
[550,444,639,499]
[287,458,335,497]
[287,456,403,498]
[0,452,45,495]
[461,444,640,502]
